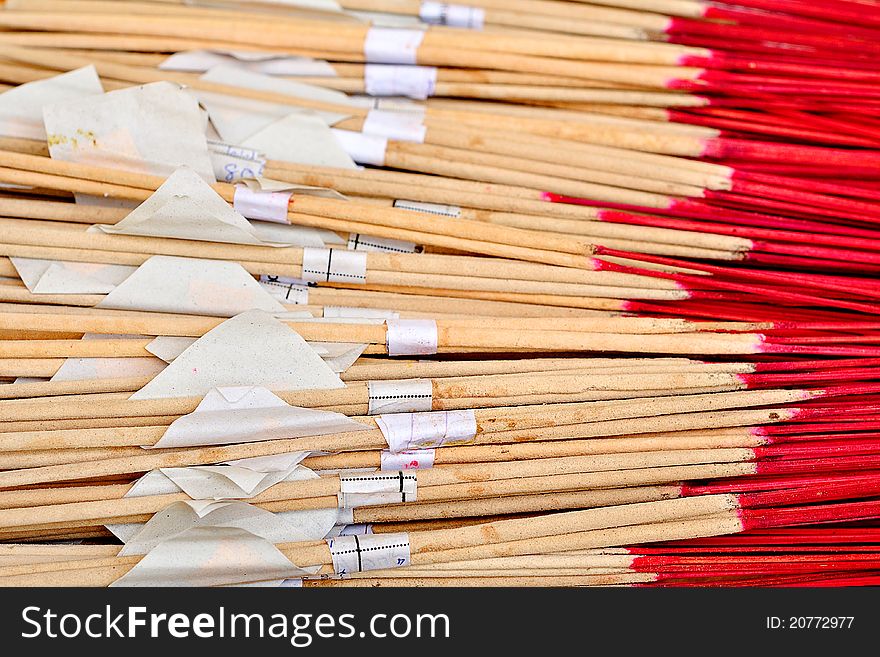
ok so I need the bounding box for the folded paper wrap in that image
[131,310,345,399]
[367,378,433,414]
[386,318,439,356]
[151,386,367,448]
[376,409,478,452]
[242,113,358,169]
[111,525,316,587]
[199,66,351,141]
[43,81,215,183]
[145,336,365,374]
[0,66,103,140]
[108,454,343,546]
[161,50,338,76]
[95,167,284,246]
[11,257,135,294]
[98,255,286,315]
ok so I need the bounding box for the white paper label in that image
[376,409,477,452]
[327,532,411,574]
[209,140,266,182]
[340,471,418,495]
[347,233,418,254]
[393,199,462,217]
[420,2,485,29]
[338,470,417,507]
[364,64,437,99]
[301,247,367,284]
[368,379,433,414]
[364,28,426,64]
[331,129,388,166]
[363,109,427,143]
[386,319,438,356]
[233,186,292,223]
[259,275,310,304]
[380,448,436,470]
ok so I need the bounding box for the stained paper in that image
[43,81,215,182]
[376,409,478,452]
[380,448,436,470]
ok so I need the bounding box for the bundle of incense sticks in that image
[0,0,878,587]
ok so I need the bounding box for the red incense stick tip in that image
[703,138,880,168]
